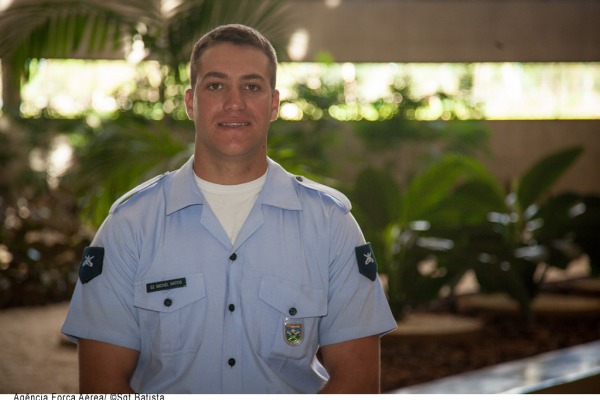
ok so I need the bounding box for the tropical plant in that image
[464,146,598,319]
[350,154,504,319]
[350,145,599,321]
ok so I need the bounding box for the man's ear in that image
[184,88,194,120]
[270,89,280,121]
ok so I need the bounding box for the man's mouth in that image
[218,122,249,127]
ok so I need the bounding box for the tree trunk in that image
[1,57,22,117]
[1,58,28,192]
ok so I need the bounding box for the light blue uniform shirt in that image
[62,156,396,394]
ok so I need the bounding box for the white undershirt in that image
[194,171,267,245]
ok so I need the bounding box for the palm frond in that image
[0,0,159,65]
[74,117,192,226]
[163,0,291,69]
[0,0,291,79]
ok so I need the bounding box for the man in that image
[62,24,396,394]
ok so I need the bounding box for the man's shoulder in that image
[109,172,172,215]
[292,174,352,213]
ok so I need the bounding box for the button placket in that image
[223,247,243,389]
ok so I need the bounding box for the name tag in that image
[146,278,187,293]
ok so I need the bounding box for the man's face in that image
[185,43,279,166]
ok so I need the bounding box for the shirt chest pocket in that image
[258,276,327,361]
[134,272,207,355]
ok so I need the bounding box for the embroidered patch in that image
[146,278,187,293]
[79,246,104,284]
[355,243,378,281]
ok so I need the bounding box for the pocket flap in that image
[134,272,206,313]
[259,275,326,318]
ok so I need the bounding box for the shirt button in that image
[228,304,235,312]
[164,298,173,307]
[228,358,236,367]
[295,176,304,182]
[229,253,237,261]
[289,307,297,316]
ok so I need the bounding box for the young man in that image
[62,24,396,394]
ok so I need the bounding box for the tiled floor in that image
[390,339,600,394]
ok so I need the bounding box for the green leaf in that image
[426,180,506,228]
[517,146,583,210]
[352,168,402,229]
[402,154,504,223]
[474,260,535,319]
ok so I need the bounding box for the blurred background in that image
[0,0,599,394]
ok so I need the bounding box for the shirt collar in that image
[165,156,302,215]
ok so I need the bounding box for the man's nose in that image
[224,88,245,111]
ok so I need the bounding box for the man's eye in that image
[208,83,222,90]
[246,84,259,92]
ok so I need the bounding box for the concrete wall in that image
[324,120,600,196]
[286,1,600,195]
[484,120,600,195]
[286,0,600,62]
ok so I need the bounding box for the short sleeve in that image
[61,213,141,351]
[318,211,397,346]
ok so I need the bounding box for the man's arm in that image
[78,338,140,393]
[318,335,381,394]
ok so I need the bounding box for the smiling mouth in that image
[218,122,249,127]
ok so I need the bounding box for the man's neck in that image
[193,154,268,185]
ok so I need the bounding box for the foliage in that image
[349,155,503,319]
[268,119,337,178]
[0,0,290,68]
[466,146,598,319]
[0,187,88,308]
[349,146,599,320]
[67,114,193,226]
[0,117,90,308]
[282,71,489,154]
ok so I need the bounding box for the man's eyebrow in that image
[240,73,267,81]
[200,71,227,80]
[200,71,266,81]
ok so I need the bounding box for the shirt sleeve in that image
[61,212,142,351]
[318,209,397,346]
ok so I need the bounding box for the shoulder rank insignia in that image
[355,243,378,281]
[79,246,104,284]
